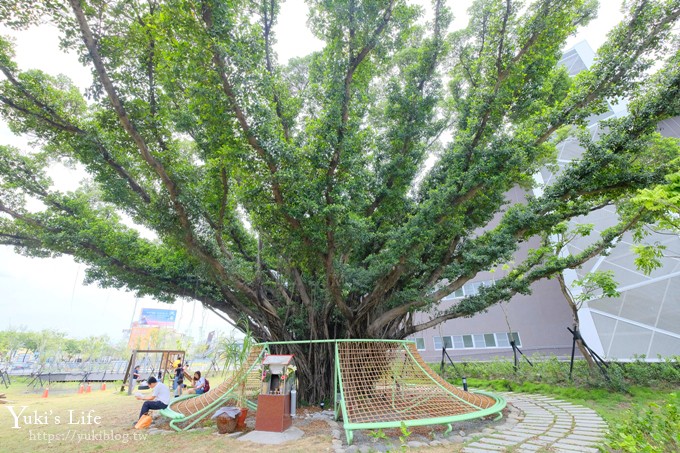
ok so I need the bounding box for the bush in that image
[616,356,680,387]
[439,354,680,392]
[602,393,680,452]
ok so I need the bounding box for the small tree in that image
[63,338,83,361]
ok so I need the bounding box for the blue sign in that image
[139,308,177,327]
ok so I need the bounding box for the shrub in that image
[440,355,680,392]
[602,393,680,452]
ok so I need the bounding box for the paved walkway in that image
[462,392,608,453]
[150,392,609,452]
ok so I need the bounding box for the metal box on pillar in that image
[255,354,296,432]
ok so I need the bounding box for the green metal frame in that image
[159,346,268,431]
[331,339,506,445]
[158,339,506,444]
[255,339,506,445]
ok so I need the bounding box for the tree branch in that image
[399,210,643,337]
[68,0,270,317]
[200,1,302,232]
[262,0,289,141]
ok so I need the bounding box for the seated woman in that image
[186,371,208,395]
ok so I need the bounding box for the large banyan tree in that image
[1,0,680,399]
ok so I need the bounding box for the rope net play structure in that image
[334,340,505,444]
[337,341,495,423]
[159,340,505,442]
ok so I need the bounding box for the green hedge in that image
[437,355,680,391]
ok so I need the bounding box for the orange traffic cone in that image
[86,384,92,393]
[100,383,106,391]
[42,387,49,398]
[78,384,84,394]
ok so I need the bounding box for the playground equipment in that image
[160,346,265,431]
[334,340,505,444]
[121,350,190,394]
[159,340,505,443]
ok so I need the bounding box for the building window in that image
[473,334,485,347]
[433,336,453,350]
[508,332,522,347]
[435,332,521,350]
[443,279,495,299]
[414,338,425,350]
[495,332,510,347]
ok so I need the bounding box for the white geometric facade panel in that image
[656,277,680,333]
[606,321,654,359]
[560,48,588,75]
[569,206,621,234]
[575,212,680,360]
[648,332,680,358]
[557,138,588,161]
[593,261,649,288]
[573,255,600,279]
[589,292,625,317]
[617,283,668,326]
[553,42,680,360]
[586,109,616,127]
[590,313,617,356]
[658,116,680,138]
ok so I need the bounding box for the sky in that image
[0,0,624,342]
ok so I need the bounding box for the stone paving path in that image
[462,392,608,453]
[148,392,609,452]
[324,392,609,452]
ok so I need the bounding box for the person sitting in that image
[135,376,170,422]
[186,371,208,395]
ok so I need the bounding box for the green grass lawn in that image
[3,359,678,452]
[0,380,328,452]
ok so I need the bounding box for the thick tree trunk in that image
[262,313,391,402]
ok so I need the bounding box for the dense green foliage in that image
[2,0,680,397]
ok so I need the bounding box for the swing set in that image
[121,349,189,394]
